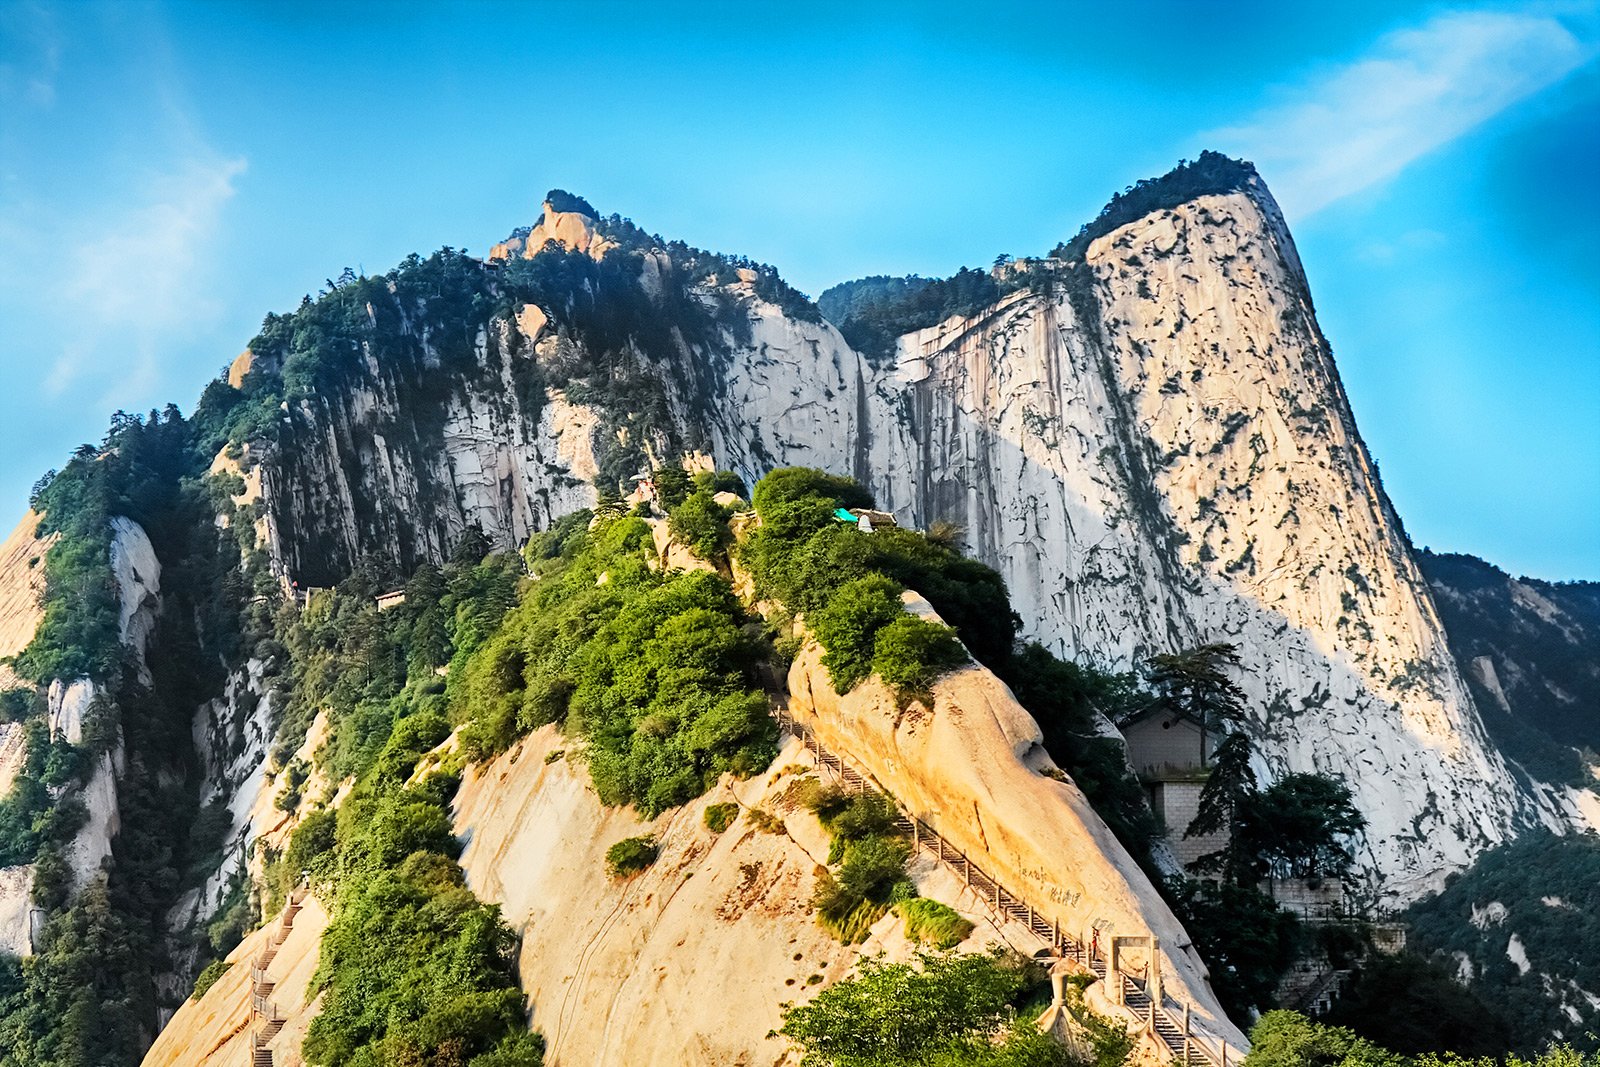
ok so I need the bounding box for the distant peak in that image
[1054,151,1265,261]
[489,189,613,263]
[544,189,598,220]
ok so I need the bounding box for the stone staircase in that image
[245,886,307,1067]
[771,705,1234,1066]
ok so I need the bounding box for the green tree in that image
[652,466,692,510]
[1243,1011,1408,1067]
[871,615,967,705]
[808,574,905,693]
[778,949,1065,1067]
[1187,730,1258,882]
[667,490,733,562]
[1243,773,1365,881]
[1324,953,1512,1057]
[1145,642,1248,729]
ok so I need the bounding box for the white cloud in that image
[1205,8,1598,218]
[39,154,247,400]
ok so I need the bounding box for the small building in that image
[834,507,899,533]
[1116,704,1225,870]
[375,589,407,612]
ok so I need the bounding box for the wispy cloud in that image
[39,154,247,402]
[1205,7,1598,218]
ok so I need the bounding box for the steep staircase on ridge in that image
[771,704,1232,1066]
[242,885,307,1067]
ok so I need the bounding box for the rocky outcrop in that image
[0,516,161,955]
[783,595,1246,1056]
[452,724,1023,1067]
[827,188,1560,901]
[163,657,278,971]
[0,511,54,693]
[488,198,618,263]
[252,317,599,586]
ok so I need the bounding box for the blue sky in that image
[1,0,1596,579]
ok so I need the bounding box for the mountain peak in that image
[490,188,614,262]
[1055,150,1263,261]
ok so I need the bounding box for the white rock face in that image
[243,182,1575,904]
[110,516,161,674]
[681,189,1558,902]
[0,516,161,954]
[165,658,275,948]
[255,313,598,584]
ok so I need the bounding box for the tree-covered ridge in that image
[1418,548,1600,786]
[1403,832,1600,1054]
[1243,1010,1599,1067]
[0,407,270,1067]
[815,268,1028,362]
[1050,151,1260,262]
[816,275,934,325]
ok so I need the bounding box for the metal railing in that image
[771,704,1230,1066]
[242,883,311,1066]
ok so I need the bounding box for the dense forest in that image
[1418,549,1600,786]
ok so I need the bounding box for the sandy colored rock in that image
[0,510,53,692]
[141,895,328,1067]
[225,350,254,389]
[488,200,618,263]
[784,605,1247,1058]
[453,725,1020,1067]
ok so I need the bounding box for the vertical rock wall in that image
[232,182,1581,900]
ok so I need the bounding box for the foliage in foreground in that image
[286,735,541,1065]
[778,949,1070,1067]
[799,781,915,943]
[1243,1011,1599,1067]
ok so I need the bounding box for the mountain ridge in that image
[0,153,1595,1064]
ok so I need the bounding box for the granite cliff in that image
[0,156,1594,1064]
[207,164,1594,906]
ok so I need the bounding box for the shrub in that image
[751,468,874,518]
[748,807,785,834]
[816,791,900,864]
[703,802,739,833]
[807,574,904,693]
[813,836,912,943]
[605,836,659,879]
[778,948,1068,1066]
[871,615,967,705]
[653,466,692,510]
[668,491,733,562]
[693,469,748,498]
[896,898,975,949]
[1244,1011,1408,1067]
[191,957,231,1001]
